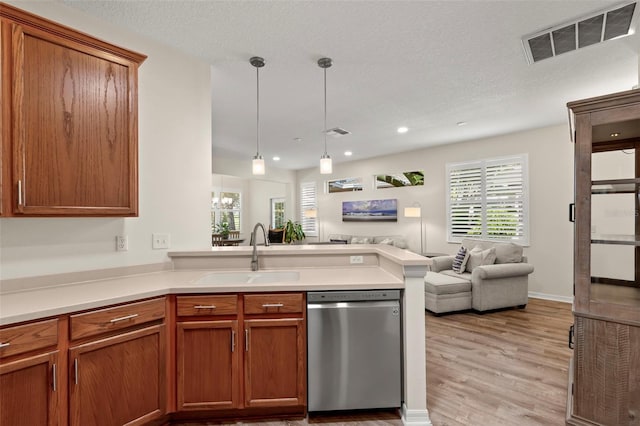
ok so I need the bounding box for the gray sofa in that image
[327,234,408,249]
[427,238,534,313]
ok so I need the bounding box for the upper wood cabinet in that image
[0,3,146,216]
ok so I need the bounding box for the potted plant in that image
[214,221,230,239]
[283,219,305,244]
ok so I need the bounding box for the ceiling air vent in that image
[523,2,637,64]
[325,127,351,137]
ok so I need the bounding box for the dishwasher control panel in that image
[307,290,400,303]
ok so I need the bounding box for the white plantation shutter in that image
[447,154,529,244]
[300,181,317,237]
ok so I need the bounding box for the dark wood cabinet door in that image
[243,318,306,408]
[69,325,165,426]
[0,351,59,426]
[177,320,240,410]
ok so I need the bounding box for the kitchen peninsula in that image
[0,244,431,426]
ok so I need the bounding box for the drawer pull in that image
[109,313,139,323]
[262,303,284,308]
[194,305,217,309]
[0,342,10,349]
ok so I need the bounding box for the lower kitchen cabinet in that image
[69,324,166,426]
[0,351,60,426]
[176,320,240,410]
[244,318,306,408]
[175,292,307,418]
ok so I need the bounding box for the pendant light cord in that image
[323,66,327,155]
[256,65,260,156]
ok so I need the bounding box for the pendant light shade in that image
[251,56,266,175]
[318,57,333,174]
[252,155,265,175]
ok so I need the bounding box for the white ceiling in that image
[62,0,640,171]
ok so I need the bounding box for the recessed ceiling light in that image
[397,126,409,134]
[273,156,280,161]
[293,137,303,142]
[610,132,620,137]
[344,151,353,156]
[457,121,468,126]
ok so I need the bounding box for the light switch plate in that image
[350,255,364,264]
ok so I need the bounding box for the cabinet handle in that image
[194,305,217,310]
[231,330,236,353]
[74,358,79,385]
[17,180,23,206]
[569,203,575,223]
[245,329,249,352]
[0,342,10,349]
[109,313,139,323]
[262,303,284,308]
[568,325,574,349]
[52,363,57,392]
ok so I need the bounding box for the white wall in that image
[297,124,575,299]
[0,1,212,279]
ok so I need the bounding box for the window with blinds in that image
[446,154,529,244]
[300,181,317,237]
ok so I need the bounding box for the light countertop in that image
[0,266,404,326]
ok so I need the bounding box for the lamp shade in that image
[304,208,318,218]
[404,206,421,218]
[252,156,265,175]
[320,155,332,174]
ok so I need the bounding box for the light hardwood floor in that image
[177,298,574,426]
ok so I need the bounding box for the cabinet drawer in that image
[70,297,165,341]
[0,318,58,359]
[244,293,304,315]
[177,295,238,316]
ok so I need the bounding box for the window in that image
[300,181,317,237]
[446,154,529,244]
[211,190,241,232]
[271,198,285,229]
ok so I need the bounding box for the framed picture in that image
[375,171,424,189]
[342,199,397,222]
[327,177,364,193]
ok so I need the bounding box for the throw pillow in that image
[379,238,394,245]
[465,246,497,272]
[350,236,371,244]
[451,246,469,273]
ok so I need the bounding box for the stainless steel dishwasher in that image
[307,290,402,412]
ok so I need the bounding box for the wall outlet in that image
[152,233,170,249]
[116,235,128,252]
[350,255,364,264]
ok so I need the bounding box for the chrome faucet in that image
[250,222,270,271]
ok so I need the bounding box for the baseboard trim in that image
[400,404,432,426]
[528,291,573,304]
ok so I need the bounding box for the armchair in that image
[429,239,534,312]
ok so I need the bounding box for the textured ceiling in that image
[62,0,640,171]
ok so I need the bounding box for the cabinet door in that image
[573,316,640,425]
[69,325,165,426]
[177,320,240,410]
[10,23,140,216]
[244,318,306,408]
[0,351,59,426]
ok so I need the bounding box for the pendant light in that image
[318,57,333,174]
[251,56,265,175]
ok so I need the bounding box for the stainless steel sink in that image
[195,271,300,285]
